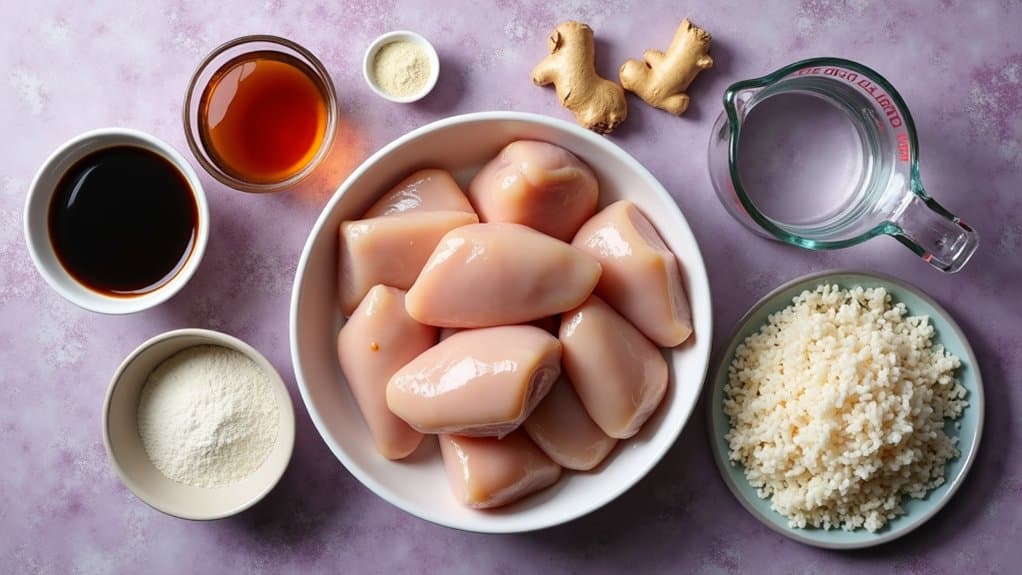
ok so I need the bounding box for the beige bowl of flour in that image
[103,328,295,520]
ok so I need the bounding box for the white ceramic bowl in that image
[289,111,713,532]
[23,128,209,314]
[103,328,296,520]
[363,30,440,103]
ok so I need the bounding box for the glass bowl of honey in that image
[184,35,338,193]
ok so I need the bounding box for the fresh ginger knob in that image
[531,21,628,134]
[619,18,713,116]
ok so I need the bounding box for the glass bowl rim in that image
[182,34,338,194]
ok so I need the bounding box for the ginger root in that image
[619,19,713,116]
[531,21,627,134]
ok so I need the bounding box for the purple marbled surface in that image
[1,0,1020,572]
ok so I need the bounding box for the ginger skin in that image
[531,21,627,134]
[619,19,713,116]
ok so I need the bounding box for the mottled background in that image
[1,1,1020,573]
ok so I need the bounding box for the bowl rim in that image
[289,110,713,533]
[362,30,441,103]
[102,327,296,521]
[706,268,985,549]
[22,127,210,314]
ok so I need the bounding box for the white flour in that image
[137,345,279,487]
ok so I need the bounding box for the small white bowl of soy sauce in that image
[23,128,209,314]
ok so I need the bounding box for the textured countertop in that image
[2,1,1019,573]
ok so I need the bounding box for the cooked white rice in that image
[723,284,967,532]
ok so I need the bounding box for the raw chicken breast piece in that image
[406,222,601,327]
[468,140,599,242]
[337,285,436,459]
[364,168,476,218]
[439,431,562,509]
[338,210,478,315]
[386,325,561,437]
[560,295,668,439]
[523,377,618,470]
[572,200,692,347]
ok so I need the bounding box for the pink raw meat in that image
[405,222,601,327]
[386,325,561,437]
[337,285,436,459]
[572,200,692,347]
[560,295,668,439]
[468,140,598,242]
[364,168,476,218]
[337,210,478,315]
[523,376,618,470]
[439,431,562,509]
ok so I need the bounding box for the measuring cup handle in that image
[888,191,979,273]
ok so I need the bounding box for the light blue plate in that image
[707,270,984,549]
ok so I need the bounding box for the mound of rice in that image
[723,284,967,532]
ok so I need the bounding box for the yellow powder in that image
[372,41,431,98]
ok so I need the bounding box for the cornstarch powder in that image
[137,345,279,487]
[372,40,430,97]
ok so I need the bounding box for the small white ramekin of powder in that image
[364,31,439,102]
[137,344,279,488]
[723,284,967,532]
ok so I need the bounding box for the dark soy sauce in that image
[48,146,198,296]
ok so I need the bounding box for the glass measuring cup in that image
[708,57,978,272]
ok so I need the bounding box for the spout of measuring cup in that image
[722,84,764,120]
[887,191,979,273]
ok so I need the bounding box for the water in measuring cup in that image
[737,92,865,226]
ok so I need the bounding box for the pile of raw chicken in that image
[336,140,693,509]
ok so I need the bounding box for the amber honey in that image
[198,51,329,184]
